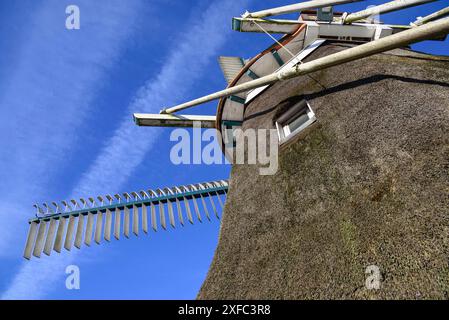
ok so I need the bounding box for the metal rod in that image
[344,0,437,24]
[243,0,362,19]
[161,17,449,114]
[412,6,449,26]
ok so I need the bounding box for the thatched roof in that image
[198,42,449,299]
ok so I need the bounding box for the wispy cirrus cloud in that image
[0,0,145,299]
[2,0,249,299]
[0,0,145,254]
[74,0,251,196]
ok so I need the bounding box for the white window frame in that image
[275,100,316,144]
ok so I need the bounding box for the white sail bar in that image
[133,113,216,128]
[412,6,449,26]
[242,0,361,19]
[24,179,229,260]
[233,17,408,38]
[160,17,449,115]
[232,17,302,34]
[343,0,438,24]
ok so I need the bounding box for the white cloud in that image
[74,0,250,196]
[2,0,249,300]
[0,0,145,254]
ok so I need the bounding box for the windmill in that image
[24,0,449,260]
[135,0,449,160]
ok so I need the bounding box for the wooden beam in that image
[133,113,216,128]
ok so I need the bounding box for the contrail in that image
[2,0,249,299]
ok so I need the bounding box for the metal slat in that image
[203,182,220,218]
[175,198,184,226]
[191,197,202,222]
[216,181,228,209]
[33,220,47,258]
[199,194,211,221]
[185,185,203,222]
[173,187,185,226]
[216,192,225,209]
[104,209,112,241]
[24,222,38,260]
[123,207,130,238]
[159,202,167,230]
[64,215,76,251]
[114,207,121,240]
[133,205,139,236]
[150,203,157,231]
[43,218,57,256]
[208,193,220,219]
[156,189,167,230]
[142,204,148,233]
[54,217,67,253]
[184,198,194,224]
[167,199,175,228]
[74,214,85,249]
[85,212,94,246]
[95,211,103,244]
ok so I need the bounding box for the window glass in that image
[275,100,316,144]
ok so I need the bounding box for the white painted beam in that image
[161,17,449,115]
[412,6,449,26]
[233,17,302,34]
[133,113,216,128]
[243,0,361,19]
[233,17,407,36]
[344,0,437,24]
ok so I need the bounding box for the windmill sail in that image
[23,179,229,260]
[218,56,246,84]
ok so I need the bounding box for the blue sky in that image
[0,0,447,299]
